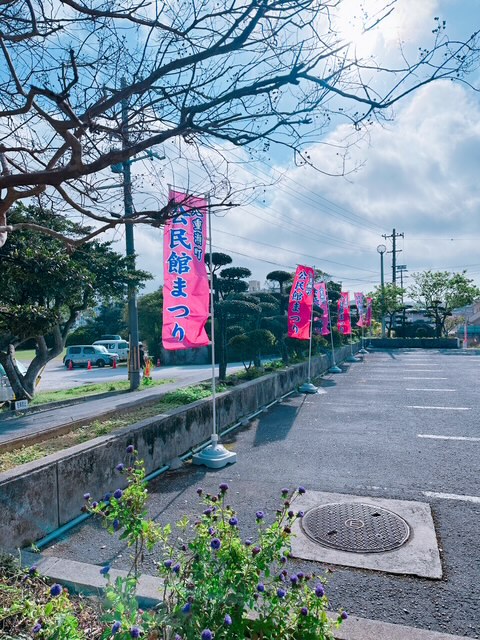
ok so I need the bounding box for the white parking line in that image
[418,434,480,441]
[403,377,447,380]
[406,406,471,410]
[423,491,480,504]
[406,388,455,391]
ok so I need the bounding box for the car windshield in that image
[94,346,109,354]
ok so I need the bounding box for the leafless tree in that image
[0,0,478,246]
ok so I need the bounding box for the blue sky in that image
[122,0,480,297]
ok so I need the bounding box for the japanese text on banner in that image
[337,291,352,335]
[313,282,331,335]
[287,265,314,340]
[162,190,210,350]
[354,292,365,327]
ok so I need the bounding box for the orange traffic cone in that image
[112,357,117,369]
[156,358,161,367]
[68,360,73,371]
[87,360,92,370]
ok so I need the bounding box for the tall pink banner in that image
[365,297,373,327]
[313,282,330,335]
[287,265,314,340]
[337,291,352,335]
[354,292,365,327]
[162,190,210,350]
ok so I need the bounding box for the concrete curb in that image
[21,553,473,640]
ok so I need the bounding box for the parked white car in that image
[93,339,129,362]
[0,361,28,403]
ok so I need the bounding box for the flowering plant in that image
[83,446,346,639]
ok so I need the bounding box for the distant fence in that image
[368,338,459,349]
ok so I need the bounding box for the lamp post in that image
[377,244,386,338]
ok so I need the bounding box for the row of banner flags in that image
[161,193,372,350]
[286,265,372,341]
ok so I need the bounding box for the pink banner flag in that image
[365,297,373,327]
[288,265,314,340]
[162,190,210,350]
[354,292,365,327]
[313,282,331,335]
[337,291,352,335]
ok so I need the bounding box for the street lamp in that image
[377,244,386,338]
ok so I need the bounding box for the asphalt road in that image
[24,358,224,392]
[42,349,480,637]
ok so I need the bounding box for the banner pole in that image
[192,196,236,469]
[347,293,360,362]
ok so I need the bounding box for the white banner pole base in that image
[192,434,237,469]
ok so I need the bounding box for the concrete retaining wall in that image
[0,346,352,552]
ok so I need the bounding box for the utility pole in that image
[382,229,404,284]
[121,78,141,391]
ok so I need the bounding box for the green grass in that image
[0,382,227,473]
[29,378,174,406]
[15,349,66,363]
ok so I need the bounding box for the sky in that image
[114,0,480,297]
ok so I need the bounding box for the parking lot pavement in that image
[39,350,480,638]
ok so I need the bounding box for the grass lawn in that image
[15,349,66,363]
[29,377,174,406]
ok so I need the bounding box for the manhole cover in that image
[301,503,410,553]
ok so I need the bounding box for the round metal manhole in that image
[301,503,410,553]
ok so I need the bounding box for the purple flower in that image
[92,501,98,508]
[297,510,305,518]
[100,565,110,575]
[201,630,213,640]
[116,463,124,472]
[255,510,265,520]
[196,487,203,495]
[104,493,112,501]
[298,486,306,494]
[83,493,90,500]
[245,538,252,546]
[281,488,289,497]
[257,583,265,592]
[219,483,229,492]
[126,444,135,454]
[175,636,183,640]
[130,626,141,638]
[315,584,325,598]
[29,565,37,576]
[163,559,172,568]
[301,607,308,616]
[341,611,348,620]
[33,623,42,634]
[277,588,286,598]
[229,517,238,526]
[113,518,120,531]
[297,572,304,580]
[113,489,123,500]
[290,574,298,585]
[211,538,221,550]
[280,556,287,564]
[182,602,192,614]
[252,546,261,556]
[50,583,62,597]
[112,621,121,634]
[288,510,294,518]
[224,614,232,626]
[203,508,213,516]
[172,563,181,574]
[208,527,215,536]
